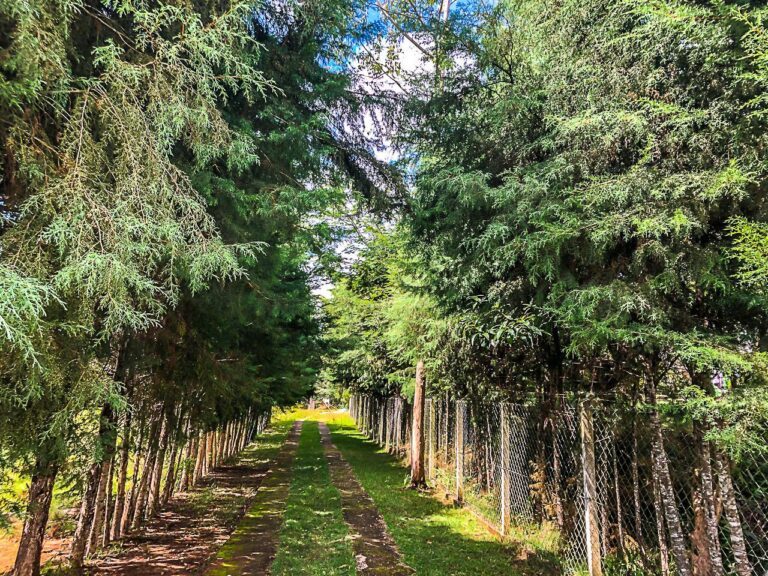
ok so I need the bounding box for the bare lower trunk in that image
[612,438,624,557]
[234,420,242,453]
[632,408,646,558]
[13,466,58,576]
[650,409,691,576]
[70,461,102,569]
[652,468,670,576]
[552,412,564,529]
[132,448,156,529]
[122,413,146,535]
[131,415,161,530]
[217,426,225,463]
[715,451,752,576]
[161,414,185,505]
[162,443,179,506]
[102,456,115,547]
[121,449,141,534]
[87,457,111,554]
[111,411,131,541]
[147,414,170,517]
[193,430,205,485]
[206,431,214,474]
[180,434,194,491]
[71,404,116,567]
[698,436,723,576]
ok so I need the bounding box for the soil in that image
[0,523,69,575]
[204,420,303,576]
[84,426,296,576]
[318,423,414,576]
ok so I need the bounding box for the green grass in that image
[325,413,561,576]
[270,420,355,576]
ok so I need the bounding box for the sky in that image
[311,15,433,300]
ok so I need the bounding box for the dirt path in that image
[204,420,303,576]
[318,422,414,576]
[86,424,299,576]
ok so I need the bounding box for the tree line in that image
[0,0,396,574]
[321,1,768,575]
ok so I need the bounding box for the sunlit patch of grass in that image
[270,420,354,576]
[326,414,562,576]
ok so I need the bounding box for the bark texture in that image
[13,467,58,576]
[410,359,426,487]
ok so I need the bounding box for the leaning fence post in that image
[500,402,511,535]
[455,401,465,503]
[581,399,603,576]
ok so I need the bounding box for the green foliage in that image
[0,0,397,541]
[0,265,57,363]
[321,229,448,397]
[324,0,768,455]
[397,0,768,400]
[729,217,768,291]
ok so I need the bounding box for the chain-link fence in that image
[349,394,768,576]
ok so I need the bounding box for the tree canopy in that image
[3,0,768,574]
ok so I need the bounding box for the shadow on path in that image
[85,425,292,576]
[204,420,303,576]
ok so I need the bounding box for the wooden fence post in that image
[410,360,426,486]
[376,398,387,446]
[385,399,391,453]
[500,403,511,536]
[428,399,435,481]
[455,401,465,503]
[581,399,603,576]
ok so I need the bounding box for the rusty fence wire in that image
[348,394,768,576]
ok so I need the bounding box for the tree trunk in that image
[70,460,102,569]
[147,413,170,517]
[87,457,111,554]
[111,410,131,541]
[698,435,724,576]
[161,417,183,506]
[649,409,691,576]
[217,426,225,463]
[122,411,146,535]
[612,437,625,557]
[102,456,115,548]
[631,403,646,560]
[131,414,161,530]
[552,411,564,529]
[652,468,670,576]
[13,465,58,576]
[180,433,194,491]
[715,451,752,576]
[71,403,116,569]
[193,430,206,485]
[206,431,214,474]
[410,359,426,488]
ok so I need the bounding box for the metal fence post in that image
[581,399,602,576]
[455,401,465,503]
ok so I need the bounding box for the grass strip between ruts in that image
[270,420,355,576]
